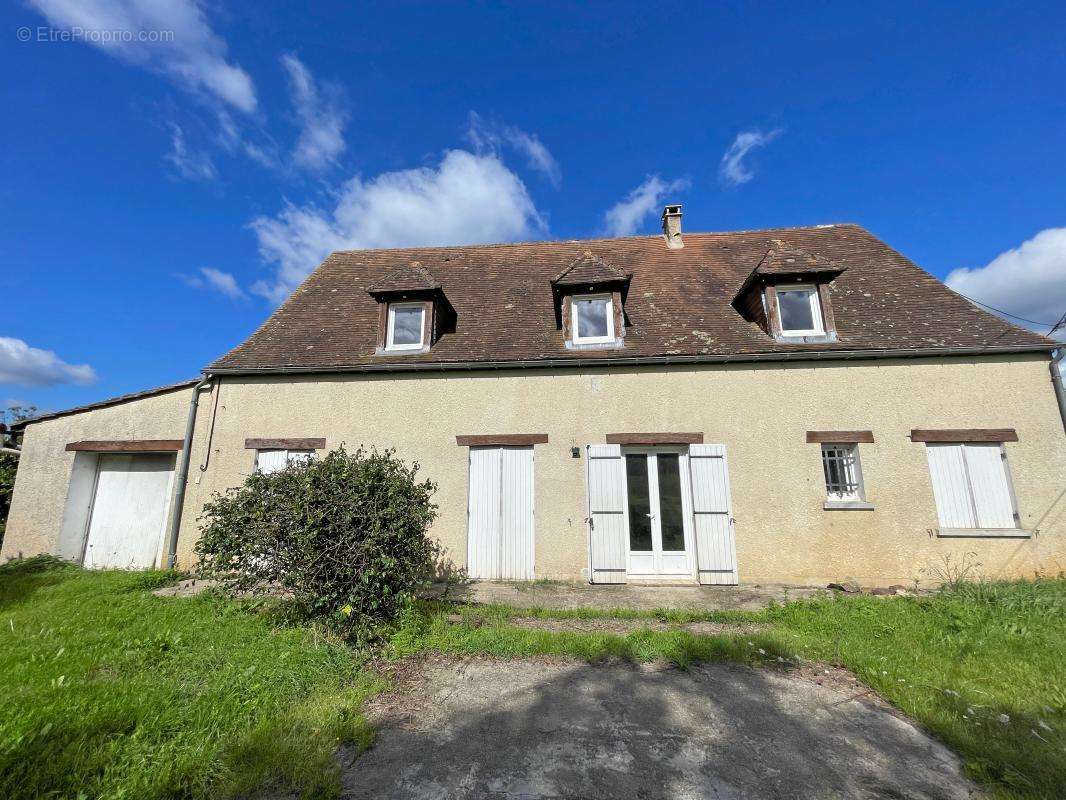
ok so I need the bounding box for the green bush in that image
[195,446,439,635]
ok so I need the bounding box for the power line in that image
[953,290,1062,329]
[1049,312,1066,337]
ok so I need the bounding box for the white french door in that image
[622,448,695,578]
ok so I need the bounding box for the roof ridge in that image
[325,223,865,258]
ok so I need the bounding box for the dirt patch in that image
[498,614,766,637]
[346,655,976,800]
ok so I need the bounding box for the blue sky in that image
[3,1,1065,413]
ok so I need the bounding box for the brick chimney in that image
[661,204,683,249]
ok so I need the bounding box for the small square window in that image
[821,443,865,501]
[571,295,614,344]
[776,285,824,336]
[386,302,426,350]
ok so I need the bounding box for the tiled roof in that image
[211,224,1055,372]
[11,379,199,431]
[552,251,629,285]
[754,240,846,277]
[367,262,441,294]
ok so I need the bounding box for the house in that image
[4,209,1065,586]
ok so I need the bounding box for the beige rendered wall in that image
[167,353,1066,586]
[1,388,189,562]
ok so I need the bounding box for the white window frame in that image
[255,449,314,474]
[385,302,426,351]
[571,293,615,344]
[820,443,865,503]
[775,284,824,336]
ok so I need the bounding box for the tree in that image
[1,405,37,548]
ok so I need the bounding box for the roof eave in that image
[205,344,1056,379]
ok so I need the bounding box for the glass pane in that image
[822,445,860,498]
[575,298,609,339]
[625,454,652,551]
[656,454,686,551]
[778,289,815,332]
[822,450,843,489]
[391,306,423,345]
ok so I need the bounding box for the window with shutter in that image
[924,443,1019,531]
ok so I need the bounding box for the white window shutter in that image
[256,449,288,474]
[963,444,1016,528]
[688,444,738,585]
[586,444,626,583]
[467,447,502,579]
[925,444,976,528]
[498,447,535,580]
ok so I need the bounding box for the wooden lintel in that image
[605,432,704,445]
[244,437,327,450]
[65,440,184,452]
[806,430,875,444]
[910,429,1018,443]
[455,434,549,447]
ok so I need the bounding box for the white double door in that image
[623,449,694,577]
[467,446,535,580]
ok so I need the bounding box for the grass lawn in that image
[0,557,383,800]
[2,556,1063,800]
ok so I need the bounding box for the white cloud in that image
[165,122,217,180]
[946,228,1066,343]
[176,267,246,299]
[28,0,257,112]
[215,110,278,168]
[282,54,348,172]
[250,149,546,303]
[602,175,689,237]
[718,128,782,187]
[466,112,561,187]
[0,337,97,387]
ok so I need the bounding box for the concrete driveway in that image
[344,657,976,800]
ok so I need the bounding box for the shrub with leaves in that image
[195,446,439,635]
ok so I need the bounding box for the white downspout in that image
[163,375,212,569]
[1052,349,1066,436]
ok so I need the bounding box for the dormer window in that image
[368,261,454,356]
[386,302,426,351]
[775,284,824,336]
[551,251,630,350]
[731,241,845,343]
[572,294,615,344]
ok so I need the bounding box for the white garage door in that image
[467,446,535,580]
[83,453,176,570]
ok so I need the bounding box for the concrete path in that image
[346,658,976,799]
[434,581,825,611]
